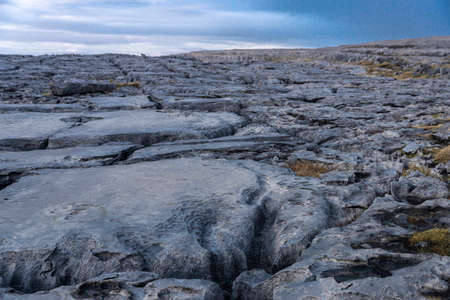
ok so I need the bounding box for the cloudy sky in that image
[0,0,449,55]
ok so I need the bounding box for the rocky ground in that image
[0,37,449,300]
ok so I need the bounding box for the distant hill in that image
[182,36,450,79]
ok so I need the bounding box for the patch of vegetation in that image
[431,114,450,121]
[405,212,440,229]
[357,61,440,80]
[108,79,141,89]
[42,91,52,97]
[409,228,450,256]
[403,152,418,159]
[288,160,333,178]
[115,81,141,88]
[402,163,437,178]
[412,124,443,130]
[407,215,425,226]
[423,147,441,156]
[434,145,450,164]
[418,133,434,140]
[395,71,431,80]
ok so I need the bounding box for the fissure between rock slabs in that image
[190,174,277,293]
[0,172,24,191]
[104,146,142,165]
[319,255,422,283]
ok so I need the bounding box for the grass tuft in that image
[357,61,440,80]
[407,215,425,226]
[409,228,450,256]
[434,145,450,164]
[402,163,437,178]
[412,124,443,130]
[431,114,450,122]
[288,160,333,178]
[116,81,141,88]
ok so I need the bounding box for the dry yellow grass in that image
[377,61,395,69]
[422,147,440,155]
[358,61,400,78]
[409,228,450,256]
[42,92,52,97]
[357,61,439,80]
[402,163,436,178]
[412,124,443,130]
[431,114,450,122]
[418,133,434,140]
[393,71,432,80]
[407,215,425,226]
[288,160,332,178]
[434,146,450,164]
[116,81,141,88]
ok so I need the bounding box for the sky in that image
[0,0,449,55]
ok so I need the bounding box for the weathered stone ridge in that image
[0,37,449,299]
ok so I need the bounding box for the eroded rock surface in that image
[0,37,449,299]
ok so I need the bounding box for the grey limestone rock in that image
[143,278,224,300]
[90,95,156,111]
[0,112,73,151]
[51,79,116,96]
[0,159,261,291]
[432,123,450,142]
[0,143,140,172]
[0,37,449,299]
[391,176,448,204]
[232,269,271,300]
[162,97,242,113]
[402,141,423,154]
[273,257,450,300]
[0,103,84,113]
[127,134,291,162]
[47,110,246,148]
[0,62,19,72]
[0,158,329,295]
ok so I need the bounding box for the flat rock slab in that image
[51,79,116,96]
[0,111,246,151]
[0,104,84,113]
[0,143,139,173]
[0,63,19,72]
[273,258,450,300]
[0,158,329,294]
[144,278,224,300]
[48,110,246,148]
[128,140,264,162]
[162,97,242,112]
[127,134,291,162]
[0,159,261,292]
[0,113,73,151]
[90,95,156,111]
[432,123,450,142]
[0,272,224,300]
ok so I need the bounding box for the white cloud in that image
[0,38,289,56]
[0,0,323,55]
